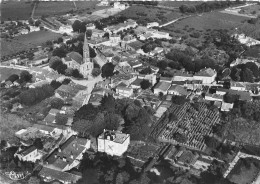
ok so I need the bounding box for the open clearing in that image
[1,30,61,57]
[118,5,183,24]
[1,1,32,21]
[0,67,25,81]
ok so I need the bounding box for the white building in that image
[113,2,127,10]
[115,82,133,98]
[230,82,247,91]
[147,22,159,28]
[154,81,171,95]
[193,68,217,84]
[97,129,130,156]
[15,146,42,162]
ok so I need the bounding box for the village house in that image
[86,23,96,30]
[39,167,82,184]
[230,58,258,67]
[154,81,171,95]
[123,40,145,52]
[14,145,41,163]
[113,2,127,10]
[55,82,87,100]
[193,68,217,84]
[172,70,193,81]
[91,29,106,38]
[130,78,143,89]
[150,30,171,40]
[104,19,137,35]
[221,102,234,112]
[97,129,130,156]
[138,73,157,86]
[43,108,62,124]
[160,77,173,83]
[147,22,159,28]
[230,81,247,91]
[110,74,137,88]
[205,93,223,102]
[29,80,50,88]
[168,85,188,96]
[32,124,64,137]
[150,47,164,56]
[122,34,137,44]
[115,82,134,98]
[44,136,90,172]
[109,34,121,45]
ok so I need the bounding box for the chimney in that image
[54,154,57,158]
[63,157,66,162]
[58,148,61,152]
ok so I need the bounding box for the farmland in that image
[239,4,260,17]
[0,67,26,81]
[1,1,105,21]
[1,30,61,57]
[158,1,202,8]
[118,5,183,25]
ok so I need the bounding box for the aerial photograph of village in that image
[0,0,260,184]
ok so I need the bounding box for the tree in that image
[65,68,74,76]
[56,63,67,74]
[49,56,62,70]
[140,80,151,90]
[33,138,43,150]
[20,71,32,83]
[91,68,101,77]
[103,32,109,39]
[72,20,82,32]
[172,132,187,143]
[72,69,82,78]
[52,46,68,58]
[50,98,64,109]
[55,113,68,125]
[86,29,92,38]
[223,93,239,103]
[28,176,40,184]
[57,37,63,44]
[50,80,62,89]
[101,63,115,78]
[157,60,168,70]
[34,20,41,27]
[75,103,99,121]
[0,140,7,150]
[62,78,71,85]
[171,95,187,105]
[28,17,34,25]
[204,136,220,149]
[240,68,254,82]
[139,67,152,74]
[7,74,19,82]
[100,94,116,112]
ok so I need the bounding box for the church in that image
[80,34,94,78]
[63,33,94,78]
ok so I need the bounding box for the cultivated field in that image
[1,1,105,21]
[1,1,32,21]
[158,1,202,8]
[1,30,61,57]
[164,11,249,31]
[0,67,25,81]
[118,5,183,25]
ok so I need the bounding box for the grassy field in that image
[227,158,260,184]
[0,67,26,81]
[119,5,183,24]
[1,30,61,57]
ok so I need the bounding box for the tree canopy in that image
[101,63,115,78]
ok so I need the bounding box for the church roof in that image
[67,52,83,64]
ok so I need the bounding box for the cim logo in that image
[5,171,31,180]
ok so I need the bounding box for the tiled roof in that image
[67,52,83,65]
[154,81,171,91]
[33,124,55,132]
[18,145,37,156]
[47,136,89,169]
[56,83,86,98]
[173,70,193,77]
[39,167,82,183]
[127,40,144,50]
[194,68,216,77]
[131,78,143,86]
[168,85,188,96]
[98,130,129,144]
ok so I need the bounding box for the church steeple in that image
[83,33,90,63]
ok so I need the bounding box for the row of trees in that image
[5,71,33,84]
[179,1,244,14]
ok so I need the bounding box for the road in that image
[159,15,192,28]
